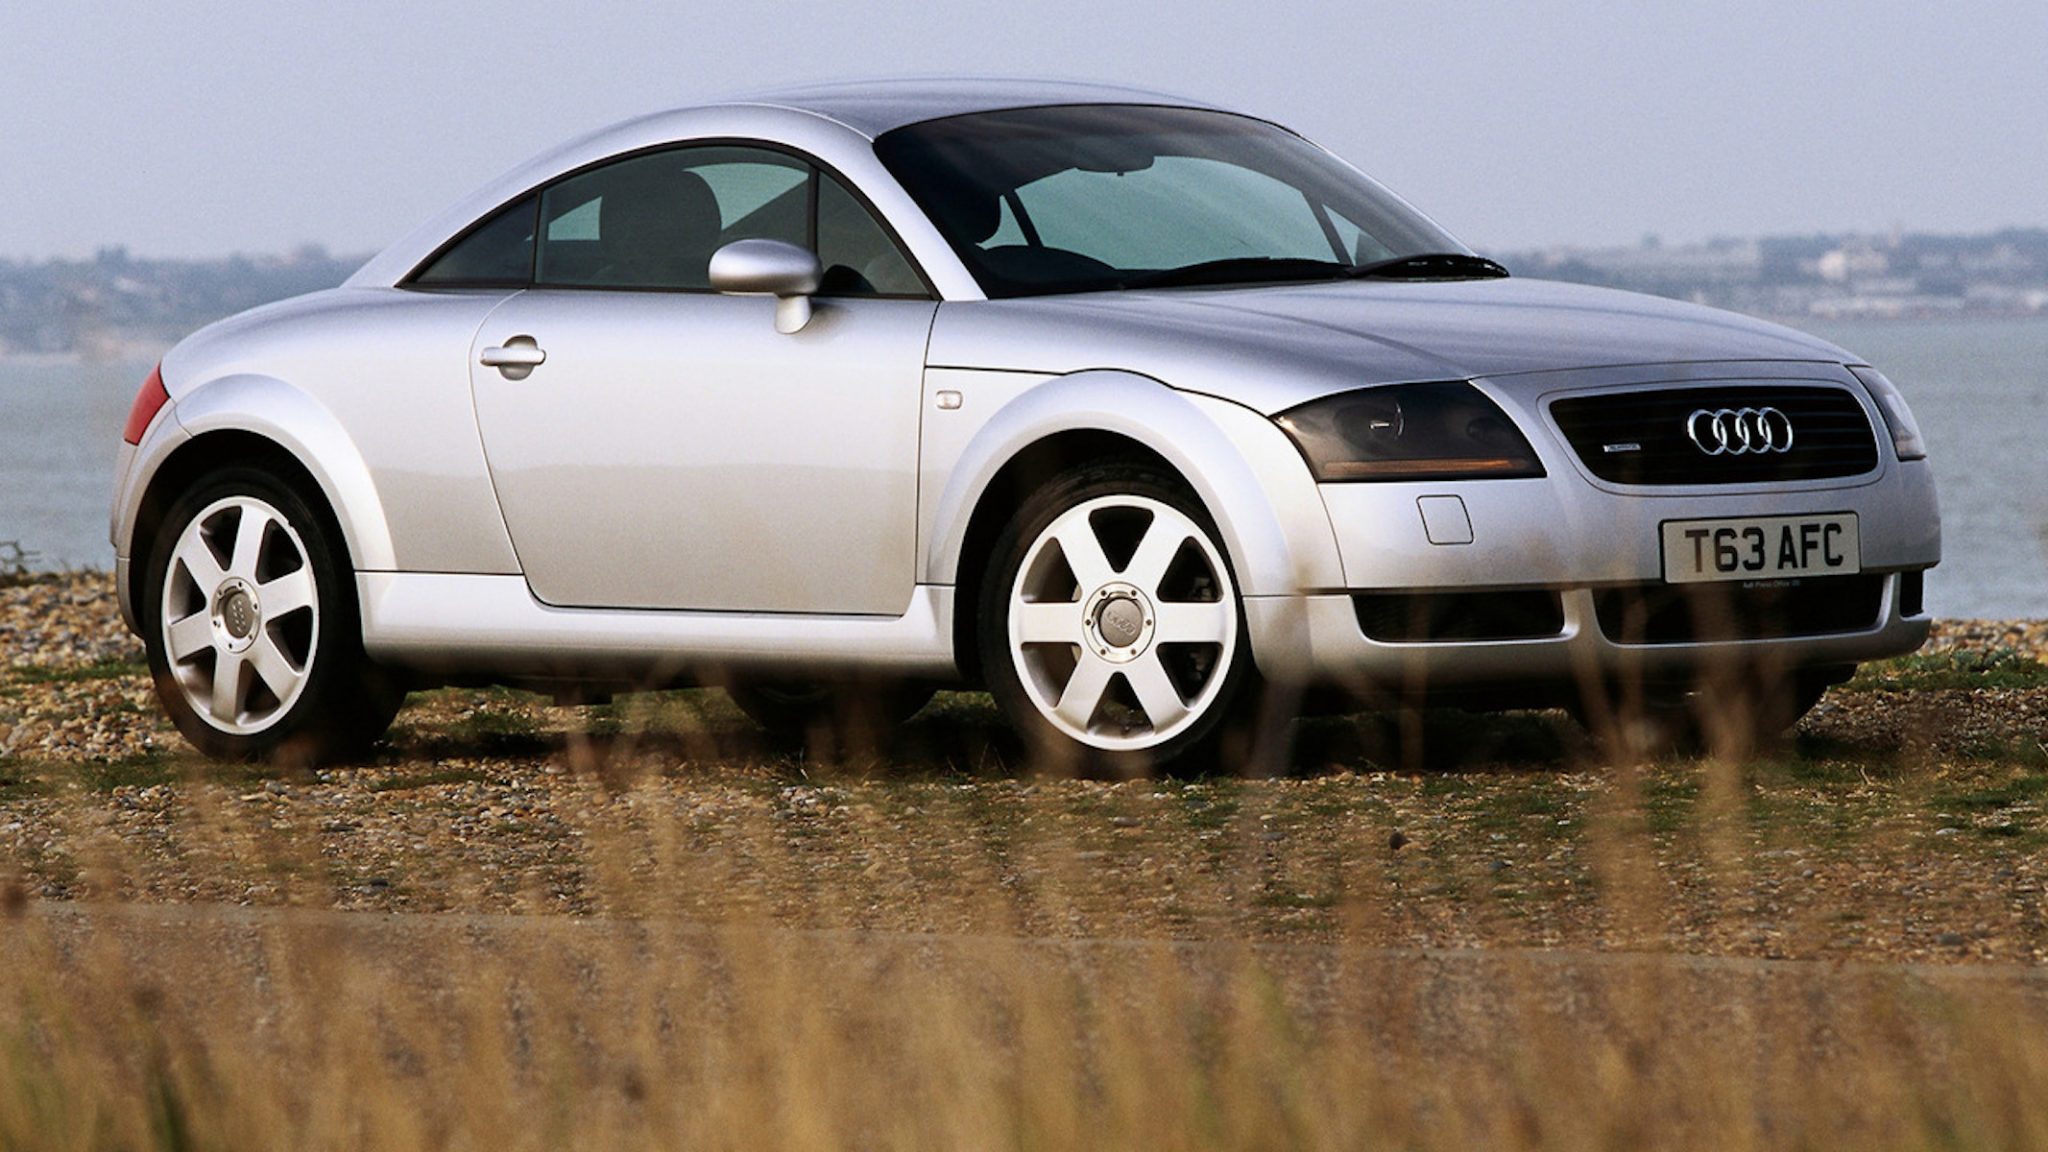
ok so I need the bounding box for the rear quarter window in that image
[410,195,538,286]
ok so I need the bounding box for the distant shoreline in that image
[0,346,165,369]
[1761,311,2048,328]
[7,229,2048,358]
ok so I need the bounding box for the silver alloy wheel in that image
[159,495,321,736]
[1006,494,1239,751]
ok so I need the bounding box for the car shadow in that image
[378,687,1588,784]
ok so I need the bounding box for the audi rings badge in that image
[1685,407,1795,456]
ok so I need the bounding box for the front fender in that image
[923,369,1344,598]
[156,374,397,572]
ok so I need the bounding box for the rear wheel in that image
[142,466,402,764]
[979,463,1255,775]
[726,680,935,752]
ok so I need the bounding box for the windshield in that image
[873,104,1484,297]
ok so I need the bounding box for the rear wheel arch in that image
[138,373,399,571]
[129,432,356,624]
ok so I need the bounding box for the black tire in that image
[1574,665,1844,761]
[1688,666,1841,755]
[141,465,403,765]
[977,462,1260,776]
[726,679,935,753]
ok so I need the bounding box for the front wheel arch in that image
[926,371,1345,690]
[951,431,1179,686]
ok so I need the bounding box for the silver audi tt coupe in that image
[110,79,1941,770]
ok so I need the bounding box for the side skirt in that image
[358,572,958,684]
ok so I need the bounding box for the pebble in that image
[1,573,141,668]
[1927,620,2048,659]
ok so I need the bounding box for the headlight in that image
[1273,381,1545,482]
[1847,366,1927,461]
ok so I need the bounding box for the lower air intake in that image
[1593,575,1885,644]
[1354,590,1566,643]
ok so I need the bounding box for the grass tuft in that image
[1845,647,2048,692]
[9,658,149,686]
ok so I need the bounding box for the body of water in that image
[0,354,153,572]
[2,316,2042,618]
[1801,317,2048,620]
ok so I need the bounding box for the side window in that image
[816,174,927,297]
[411,195,537,286]
[695,159,808,245]
[535,147,806,290]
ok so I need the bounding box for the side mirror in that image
[708,238,824,334]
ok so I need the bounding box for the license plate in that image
[1660,513,1860,584]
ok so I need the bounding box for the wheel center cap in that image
[223,592,256,639]
[1082,582,1156,663]
[212,579,261,651]
[1096,597,1144,648]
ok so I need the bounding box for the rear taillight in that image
[122,364,171,445]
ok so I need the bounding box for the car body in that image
[110,79,1941,769]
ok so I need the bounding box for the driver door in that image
[467,145,936,616]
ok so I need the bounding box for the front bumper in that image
[1240,360,1941,696]
[1246,573,1929,704]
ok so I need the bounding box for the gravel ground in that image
[4,571,2046,965]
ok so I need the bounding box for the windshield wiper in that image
[1121,252,1510,290]
[1122,256,1352,290]
[1346,252,1510,280]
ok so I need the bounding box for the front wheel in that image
[1573,665,1846,762]
[141,466,402,764]
[979,464,1256,775]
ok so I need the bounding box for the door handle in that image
[480,336,547,380]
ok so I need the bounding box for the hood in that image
[925,276,1854,413]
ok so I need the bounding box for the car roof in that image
[347,79,1239,295]
[715,77,1225,138]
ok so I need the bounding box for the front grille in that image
[1593,575,1885,644]
[1550,385,1879,485]
[1355,590,1566,643]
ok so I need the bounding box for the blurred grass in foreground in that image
[3,631,2048,1148]
[4,902,2047,1151]
[5,753,2048,1150]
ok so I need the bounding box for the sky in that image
[2,0,2045,261]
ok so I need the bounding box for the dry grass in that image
[5,740,2048,1151]
[5,570,2048,1148]
[9,904,2048,1152]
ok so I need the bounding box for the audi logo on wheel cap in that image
[1685,407,1795,456]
